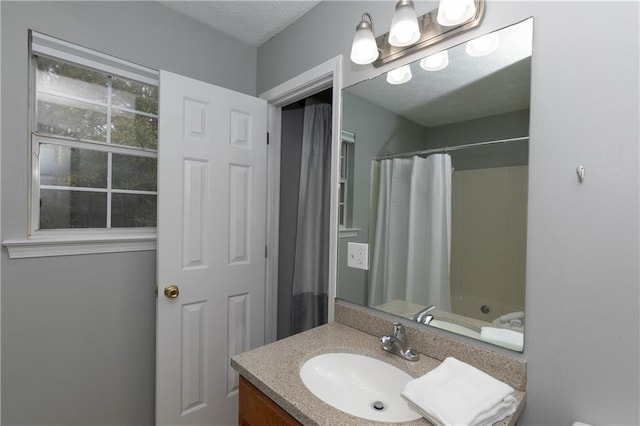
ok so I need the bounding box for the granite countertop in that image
[231,322,525,426]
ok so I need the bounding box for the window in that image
[29,33,158,236]
[339,130,355,231]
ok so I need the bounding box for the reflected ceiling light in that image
[465,32,500,56]
[419,50,449,71]
[350,13,379,65]
[388,0,421,47]
[386,64,413,85]
[437,0,477,27]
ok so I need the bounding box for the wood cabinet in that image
[238,376,302,426]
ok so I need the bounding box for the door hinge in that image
[267,132,270,145]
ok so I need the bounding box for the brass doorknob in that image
[164,284,180,299]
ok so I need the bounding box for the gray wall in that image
[3,252,157,425]
[426,109,530,170]
[425,109,530,147]
[1,1,257,424]
[277,106,304,339]
[259,1,640,424]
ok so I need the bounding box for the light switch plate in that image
[347,242,369,270]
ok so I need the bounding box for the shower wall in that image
[451,165,528,321]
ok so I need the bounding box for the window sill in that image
[2,234,157,259]
[339,228,361,239]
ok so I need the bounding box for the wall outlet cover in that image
[347,242,369,270]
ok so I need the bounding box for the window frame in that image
[2,31,160,258]
[338,138,351,229]
[29,54,159,237]
[30,135,159,237]
[338,130,359,239]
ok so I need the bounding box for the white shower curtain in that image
[368,154,452,311]
[291,99,332,334]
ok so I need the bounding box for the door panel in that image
[183,159,208,269]
[157,70,267,426]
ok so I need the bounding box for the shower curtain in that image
[368,154,452,311]
[291,99,332,334]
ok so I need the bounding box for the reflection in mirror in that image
[337,19,533,352]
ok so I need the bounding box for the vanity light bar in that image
[373,0,485,67]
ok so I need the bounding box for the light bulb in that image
[350,14,379,65]
[437,0,476,27]
[465,32,500,57]
[386,64,412,85]
[388,0,420,47]
[444,2,465,21]
[419,50,449,71]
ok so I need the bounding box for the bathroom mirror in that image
[337,19,533,352]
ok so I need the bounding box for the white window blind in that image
[30,31,158,86]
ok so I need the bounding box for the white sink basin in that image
[429,319,481,339]
[299,352,421,423]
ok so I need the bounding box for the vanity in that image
[232,302,526,425]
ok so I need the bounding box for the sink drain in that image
[371,401,386,412]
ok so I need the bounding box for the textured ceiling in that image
[159,1,322,46]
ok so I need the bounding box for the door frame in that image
[0,2,3,418]
[260,55,343,343]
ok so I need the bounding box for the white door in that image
[156,70,268,426]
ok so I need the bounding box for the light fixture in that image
[437,0,477,27]
[420,50,449,71]
[388,0,421,47]
[386,64,412,85]
[349,0,484,67]
[350,13,379,65]
[465,32,500,56]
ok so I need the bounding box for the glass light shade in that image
[437,0,476,27]
[350,23,379,65]
[465,32,500,57]
[419,50,449,71]
[388,1,421,47]
[386,64,412,85]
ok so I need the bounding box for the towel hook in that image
[576,166,585,183]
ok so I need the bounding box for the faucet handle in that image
[392,322,405,340]
[413,305,436,323]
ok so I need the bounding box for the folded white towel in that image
[492,311,525,331]
[480,327,524,352]
[507,319,523,329]
[401,357,517,426]
[493,311,524,324]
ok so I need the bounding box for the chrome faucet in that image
[380,322,419,361]
[413,305,436,325]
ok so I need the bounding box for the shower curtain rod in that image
[374,136,529,161]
